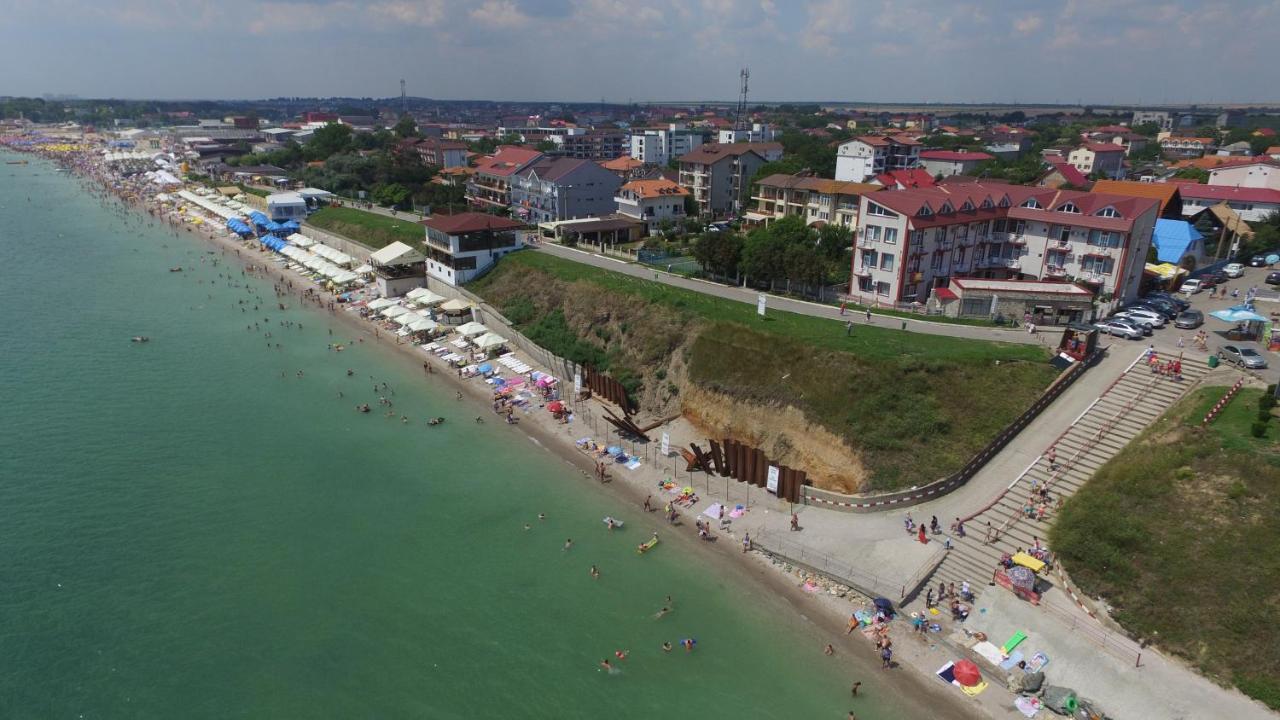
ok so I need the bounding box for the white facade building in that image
[717,123,778,144]
[266,192,308,221]
[1208,158,1280,191]
[835,135,921,183]
[629,125,705,166]
[614,178,690,234]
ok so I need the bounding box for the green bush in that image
[1252,421,1269,438]
[1260,395,1276,411]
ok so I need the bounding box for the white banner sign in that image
[661,432,671,457]
[757,293,767,317]
[573,371,582,395]
[766,465,780,495]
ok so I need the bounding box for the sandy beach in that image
[20,141,1002,720]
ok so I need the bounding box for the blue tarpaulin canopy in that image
[1210,308,1268,323]
[477,363,493,374]
[1152,219,1204,265]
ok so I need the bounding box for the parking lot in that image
[1102,263,1280,386]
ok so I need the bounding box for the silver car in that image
[1095,319,1145,339]
[1218,344,1269,369]
[1113,308,1166,328]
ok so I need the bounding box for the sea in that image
[0,151,940,719]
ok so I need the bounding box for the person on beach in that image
[643,495,652,512]
[824,644,835,656]
[850,681,861,697]
[790,513,799,532]
[742,533,750,553]
[880,646,892,669]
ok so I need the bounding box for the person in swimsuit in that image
[590,565,600,579]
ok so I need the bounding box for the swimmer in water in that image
[662,642,673,653]
[599,659,612,672]
[614,650,628,661]
[653,607,670,620]
[538,513,546,521]
[681,638,696,652]
[563,538,573,551]
[524,523,531,531]
[590,565,600,579]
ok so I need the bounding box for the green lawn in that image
[1051,387,1280,709]
[473,251,1057,490]
[306,206,424,250]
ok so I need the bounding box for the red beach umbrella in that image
[953,659,982,687]
[547,401,565,413]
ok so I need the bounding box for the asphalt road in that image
[534,242,1046,346]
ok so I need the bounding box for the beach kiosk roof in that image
[474,332,508,350]
[455,321,489,336]
[370,241,426,266]
[440,298,471,313]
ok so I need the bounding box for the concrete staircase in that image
[915,354,1212,604]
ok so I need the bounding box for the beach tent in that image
[407,318,438,333]
[354,264,373,275]
[455,321,488,337]
[370,241,426,266]
[287,233,315,248]
[407,288,446,306]
[439,298,471,313]
[367,297,396,310]
[473,332,508,350]
[382,305,413,319]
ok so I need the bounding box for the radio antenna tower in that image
[400,79,407,114]
[732,68,750,132]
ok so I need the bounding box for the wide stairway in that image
[916,353,1212,603]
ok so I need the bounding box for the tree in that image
[534,140,558,153]
[1173,167,1209,183]
[305,122,354,161]
[393,114,418,139]
[693,231,743,278]
[371,182,411,209]
[740,225,789,284]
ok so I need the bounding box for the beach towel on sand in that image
[972,641,1004,666]
[999,650,1024,671]
[1014,695,1042,718]
[960,681,988,696]
[936,662,956,684]
[1025,651,1049,673]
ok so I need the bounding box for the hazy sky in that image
[2,0,1277,104]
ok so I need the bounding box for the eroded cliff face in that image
[680,384,867,494]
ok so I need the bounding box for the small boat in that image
[5,160,28,165]
[603,516,624,529]
[168,266,183,272]
[130,336,150,343]
[637,536,659,554]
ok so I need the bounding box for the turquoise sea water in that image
[0,153,938,719]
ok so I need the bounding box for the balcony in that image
[1052,239,1071,250]
[1045,265,1068,278]
[853,265,874,277]
[856,236,876,249]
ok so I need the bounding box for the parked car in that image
[1267,271,1280,286]
[1223,262,1245,278]
[1108,314,1153,335]
[1114,307,1166,328]
[1249,255,1270,267]
[1218,344,1269,369]
[1095,318,1145,339]
[1174,309,1204,329]
[1146,292,1190,311]
[1128,299,1178,319]
[1199,272,1228,288]
[1179,278,1204,294]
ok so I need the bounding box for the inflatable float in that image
[603,516,624,529]
[637,537,659,554]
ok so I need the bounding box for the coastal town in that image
[4,3,1280,719]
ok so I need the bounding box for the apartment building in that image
[614,178,689,234]
[508,157,621,224]
[553,131,629,161]
[835,135,922,183]
[629,125,706,166]
[415,138,469,168]
[747,173,879,228]
[918,150,993,178]
[717,123,778,144]
[1174,183,1280,223]
[1159,136,1215,158]
[1067,143,1126,179]
[677,143,773,218]
[850,183,1157,305]
[1131,110,1172,131]
[466,146,543,211]
[1207,157,1280,190]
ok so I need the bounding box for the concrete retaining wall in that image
[299,223,376,265]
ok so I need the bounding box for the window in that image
[884,227,898,244]
[918,203,932,217]
[1021,198,1041,209]
[910,230,924,246]
[998,194,1011,207]
[875,281,891,296]
[938,201,954,214]
[1096,206,1119,218]
[880,253,895,271]
[981,196,993,209]
[865,225,881,242]
[861,250,877,267]
[960,200,975,211]
[866,202,896,217]
[1058,202,1080,214]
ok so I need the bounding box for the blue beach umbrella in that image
[1210,308,1267,323]
[477,363,493,374]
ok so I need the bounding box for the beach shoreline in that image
[17,143,995,719]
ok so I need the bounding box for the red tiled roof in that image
[619,178,689,199]
[1266,146,1280,155]
[1090,180,1181,215]
[1169,182,1280,204]
[678,142,767,164]
[1206,156,1280,171]
[421,212,525,234]
[1046,161,1089,187]
[919,150,994,162]
[601,155,643,171]
[864,182,1157,233]
[1081,142,1125,153]
[474,146,543,177]
[876,169,935,189]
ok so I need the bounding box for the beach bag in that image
[1020,670,1045,694]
